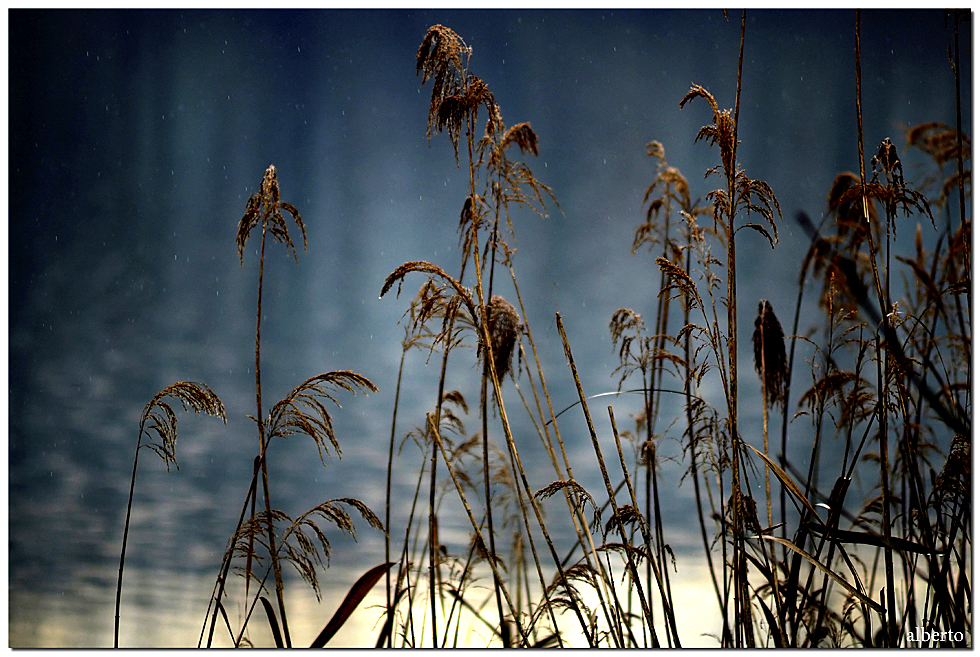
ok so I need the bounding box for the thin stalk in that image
[252,222,291,648]
[951,13,971,382]
[556,313,659,647]
[476,307,596,645]
[608,406,682,646]
[114,432,144,648]
[383,343,409,648]
[426,334,454,648]
[511,272,615,612]
[496,417,567,648]
[425,414,531,647]
[726,10,752,647]
[854,11,896,643]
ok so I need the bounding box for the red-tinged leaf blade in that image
[311,562,395,648]
[259,596,284,649]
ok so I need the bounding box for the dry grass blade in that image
[680,84,736,176]
[932,433,970,506]
[656,256,703,310]
[245,499,384,603]
[906,121,971,168]
[601,504,647,540]
[756,535,882,613]
[743,442,821,520]
[381,261,475,311]
[798,370,861,414]
[595,541,651,565]
[803,522,940,556]
[535,480,601,532]
[499,122,539,156]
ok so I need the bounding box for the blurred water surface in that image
[8,9,968,647]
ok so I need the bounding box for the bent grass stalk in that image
[115,382,226,648]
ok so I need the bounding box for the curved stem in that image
[114,431,144,648]
[254,219,290,647]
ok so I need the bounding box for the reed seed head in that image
[753,300,788,409]
[934,434,970,506]
[236,164,307,265]
[484,295,522,381]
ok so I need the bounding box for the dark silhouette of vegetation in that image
[117,11,970,648]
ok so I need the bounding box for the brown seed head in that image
[484,295,522,381]
[753,300,789,409]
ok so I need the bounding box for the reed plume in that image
[753,300,788,410]
[115,382,226,648]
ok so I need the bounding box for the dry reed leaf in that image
[743,442,821,520]
[803,522,939,556]
[260,596,285,648]
[310,562,394,648]
[756,535,883,613]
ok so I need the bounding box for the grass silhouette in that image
[116,11,970,648]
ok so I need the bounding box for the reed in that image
[376,15,969,648]
[114,382,226,648]
[116,12,969,648]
